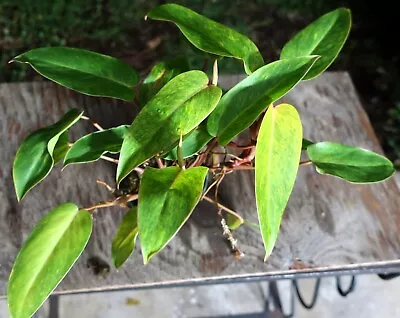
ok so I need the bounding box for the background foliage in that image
[0,0,398,164]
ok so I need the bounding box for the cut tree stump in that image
[0,72,399,295]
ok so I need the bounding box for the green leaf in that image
[13,109,83,201]
[139,56,190,106]
[255,104,302,259]
[12,47,139,100]
[64,125,128,167]
[307,142,395,183]
[207,56,318,145]
[226,213,243,231]
[302,138,314,150]
[112,207,138,269]
[147,4,264,74]
[165,124,213,160]
[117,71,222,183]
[53,131,70,163]
[7,203,92,318]
[138,166,208,263]
[280,8,351,80]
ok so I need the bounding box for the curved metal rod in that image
[336,276,356,297]
[293,278,321,309]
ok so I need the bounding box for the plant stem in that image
[212,59,218,85]
[177,132,185,169]
[100,155,119,164]
[229,146,256,168]
[190,138,217,167]
[84,193,138,212]
[156,157,165,169]
[96,179,114,192]
[99,156,144,175]
[81,115,104,131]
[299,160,312,166]
[227,142,255,150]
[202,196,244,224]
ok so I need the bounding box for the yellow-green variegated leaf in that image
[255,104,302,259]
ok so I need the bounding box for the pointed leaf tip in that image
[147,3,264,74]
[7,203,92,318]
[281,8,351,79]
[307,142,395,183]
[13,109,83,201]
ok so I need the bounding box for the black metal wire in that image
[292,278,321,309]
[378,272,400,280]
[336,276,356,297]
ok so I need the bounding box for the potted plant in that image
[7,4,395,317]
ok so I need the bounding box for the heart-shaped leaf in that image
[117,70,221,183]
[64,125,128,167]
[13,109,83,201]
[12,47,139,100]
[112,207,139,269]
[165,124,213,160]
[147,4,264,74]
[307,142,395,183]
[207,56,318,145]
[53,131,70,163]
[139,56,190,106]
[255,104,302,259]
[138,166,208,263]
[8,203,92,318]
[280,8,351,80]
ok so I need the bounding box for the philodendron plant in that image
[7,4,395,317]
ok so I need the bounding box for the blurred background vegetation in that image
[0,0,399,165]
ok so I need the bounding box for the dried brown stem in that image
[84,193,138,212]
[96,179,114,192]
[202,196,244,224]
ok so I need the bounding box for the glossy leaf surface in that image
[112,207,138,269]
[64,125,128,166]
[117,71,221,183]
[302,138,314,150]
[53,131,70,163]
[138,166,208,263]
[165,125,213,160]
[307,142,395,183]
[8,203,92,318]
[147,4,264,74]
[13,109,83,201]
[207,56,317,145]
[255,104,302,259]
[280,8,351,80]
[139,56,189,106]
[13,47,139,100]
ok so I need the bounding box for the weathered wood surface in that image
[0,72,399,295]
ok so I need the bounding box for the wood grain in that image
[0,73,399,295]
